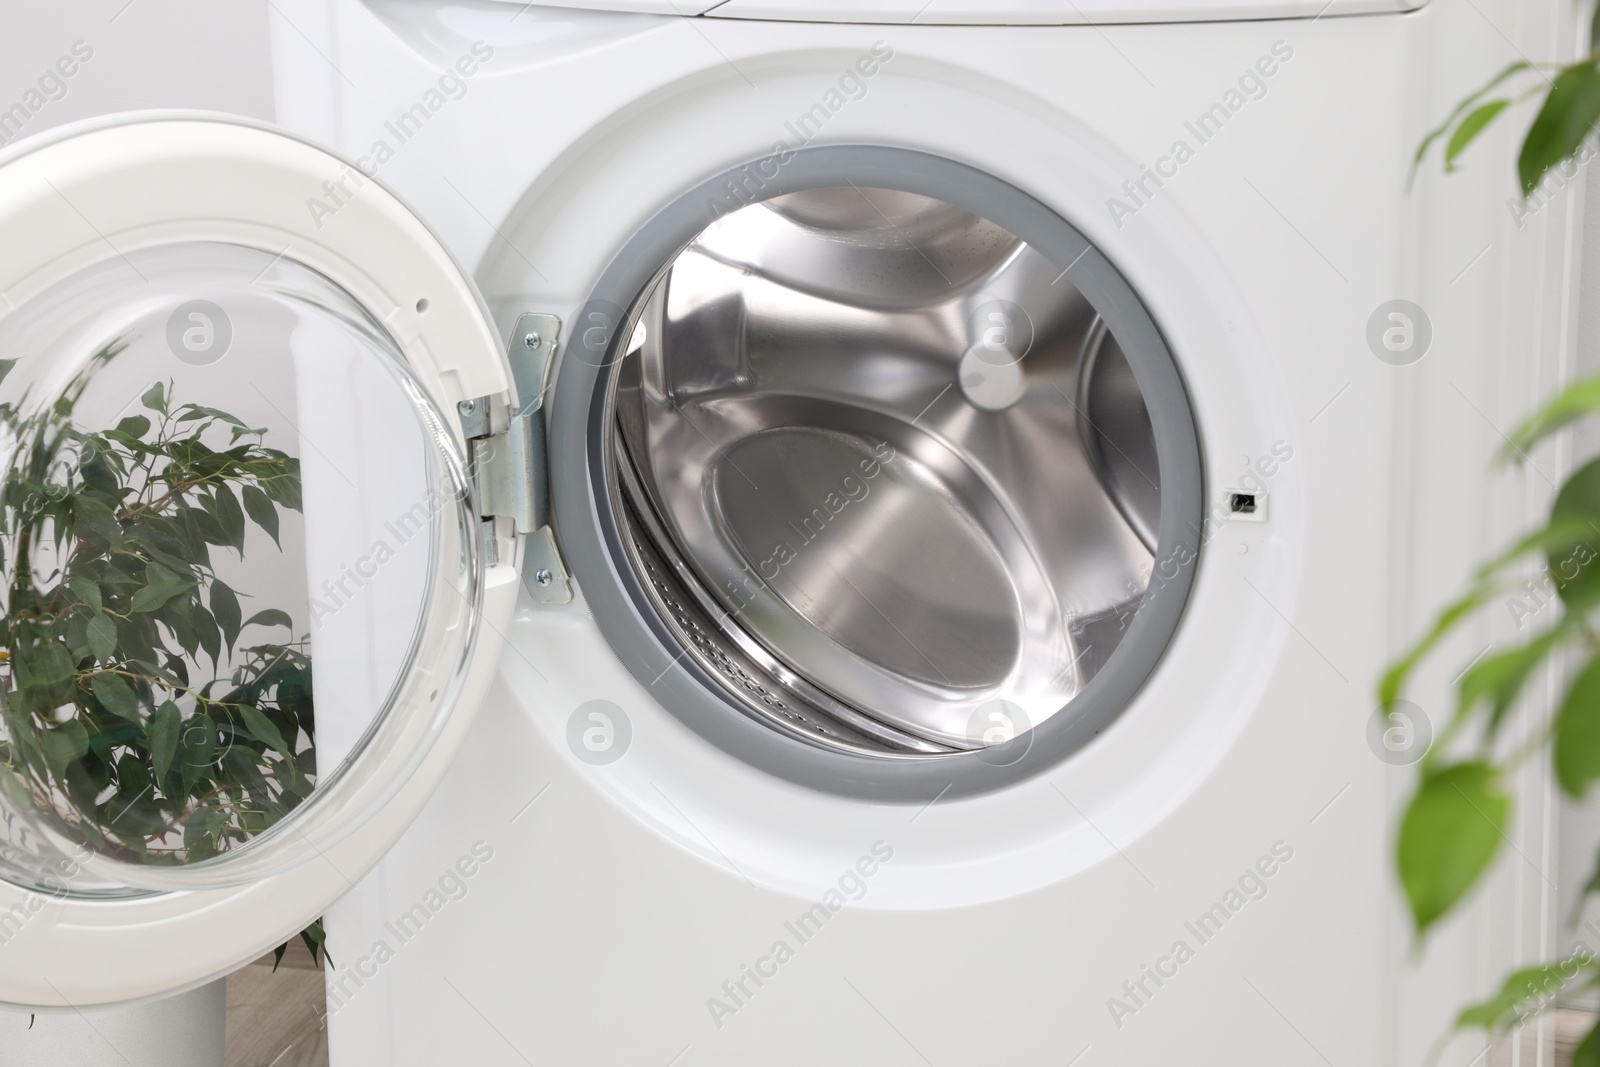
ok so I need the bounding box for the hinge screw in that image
[457,399,477,415]
[524,332,541,350]
[534,568,553,587]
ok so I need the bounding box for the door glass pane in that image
[0,243,472,896]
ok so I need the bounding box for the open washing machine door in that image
[0,114,531,1009]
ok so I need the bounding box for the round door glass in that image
[606,186,1183,759]
[0,243,478,896]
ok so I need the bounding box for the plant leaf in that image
[244,608,293,631]
[1578,1015,1600,1066]
[238,704,293,761]
[1398,762,1509,935]
[261,457,302,512]
[86,613,118,663]
[176,404,249,429]
[89,673,141,723]
[1460,625,1570,736]
[1556,656,1600,796]
[300,919,330,968]
[150,700,180,787]
[68,574,102,613]
[212,484,246,555]
[1476,515,1600,581]
[17,639,76,692]
[129,563,193,613]
[1507,375,1600,457]
[1547,459,1600,607]
[1519,62,1600,195]
[114,414,151,440]
[1380,587,1488,712]
[72,494,122,546]
[1411,60,1531,187]
[210,580,242,653]
[178,713,218,796]
[1455,955,1594,1031]
[240,484,280,547]
[39,720,89,779]
[1446,99,1512,170]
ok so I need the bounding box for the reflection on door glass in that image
[0,243,441,893]
[0,339,312,866]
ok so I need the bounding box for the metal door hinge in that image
[468,414,542,531]
[457,312,572,604]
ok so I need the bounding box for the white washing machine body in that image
[0,0,1579,1065]
[260,1,1588,1063]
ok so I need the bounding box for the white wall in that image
[0,0,273,139]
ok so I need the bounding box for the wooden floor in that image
[1490,1008,1597,1067]
[225,948,328,1067]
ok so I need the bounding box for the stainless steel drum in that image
[597,180,1184,762]
[548,147,1203,796]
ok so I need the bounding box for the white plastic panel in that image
[703,0,1424,21]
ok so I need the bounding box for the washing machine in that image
[0,0,1580,1063]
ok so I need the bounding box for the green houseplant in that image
[1390,27,1600,1060]
[0,341,325,967]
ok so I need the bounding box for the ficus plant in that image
[1389,25,1600,1061]
[1412,8,1600,197]
[0,341,327,968]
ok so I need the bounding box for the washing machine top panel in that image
[0,112,525,1008]
[496,0,1424,21]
